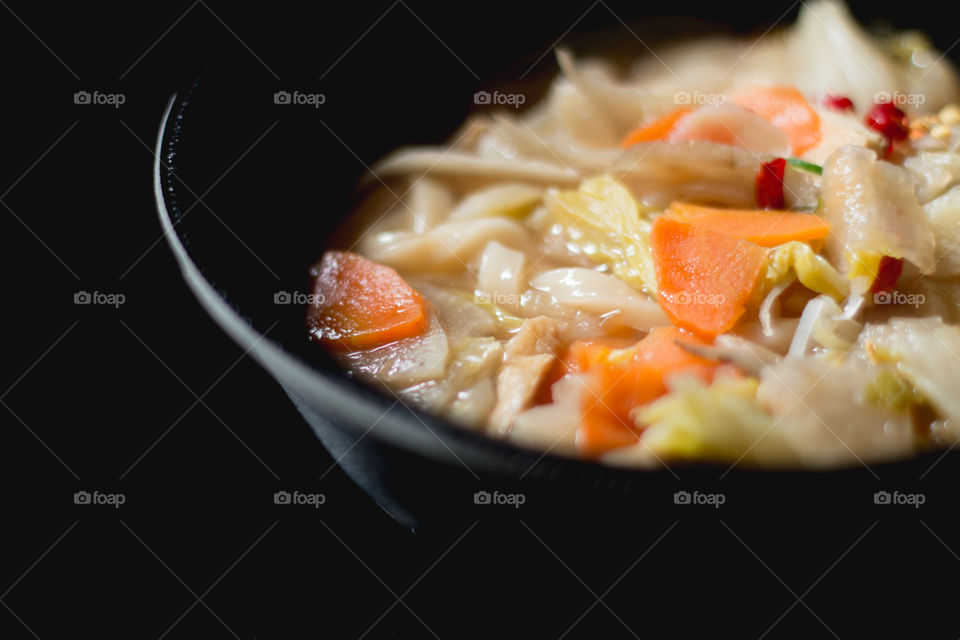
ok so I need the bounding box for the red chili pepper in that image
[869,256,904,295]
[865,102,909,142]
[823,95,854,112]
[755,158,786,209]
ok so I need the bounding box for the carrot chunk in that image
[728,86,821,154]
[651,218,767,338]
[620,108,692,148]
[570,328,718,457]
[664,202,830,247]
[308,251,427,350]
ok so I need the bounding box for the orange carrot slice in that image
[651,218,767,338]
[621,108,692,148]
[665,202,831,247]
[308,251,427,350]
[571,327,717,457]
[727,86,821,154]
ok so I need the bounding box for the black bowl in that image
[153,5,957,532]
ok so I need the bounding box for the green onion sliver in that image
[786,158,823,175]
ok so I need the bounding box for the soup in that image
[307,1,960,469]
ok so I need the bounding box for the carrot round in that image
[665,202,830,247]
[651,218,767,338]
[308,251,427,350]
[571,328,717,457]
[727,86,821,154]
[621,108,692,148]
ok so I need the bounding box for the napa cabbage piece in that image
[905,152,960,205]
[637,375,799,466]
[667,104,792,157]
[759,241,849,301]
[787,0,960,117]
[611,141,763,209]
[553,48,666,139]
[529,267,670,329]
[410,281,501,342]
[399,337,503,429]
[544,175,658,296]
[821,146,936,278]
[340,312,449,388]
[921,185,960,277]
[801,107,885,165]
[482,113,623,170]
[757,354,915,467]
[861,369,924,414]
[860,317,960,439]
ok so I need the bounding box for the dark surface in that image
[4,1,960,638]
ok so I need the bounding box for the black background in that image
[4,1,960,638]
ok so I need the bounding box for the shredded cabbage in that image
[862,317,960,431]
[544,175,659,296]
[638,375,797,466]
[760,241,850,302]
